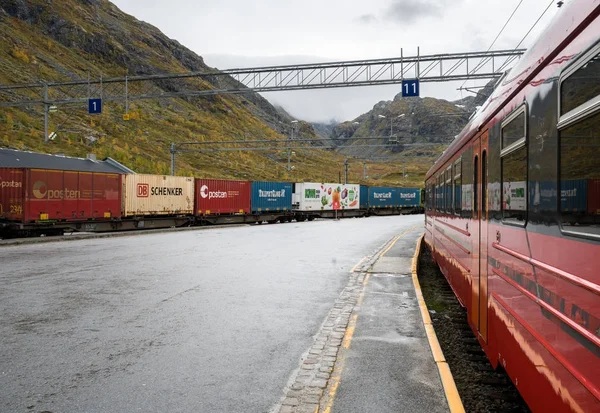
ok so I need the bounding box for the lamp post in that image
[288,120,298,171]
[378,114,405,139]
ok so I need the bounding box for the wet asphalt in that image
[0,215,424,413]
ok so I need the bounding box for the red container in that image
[0,168,122,222]
[195,179,251,215]
[587,178,600,216]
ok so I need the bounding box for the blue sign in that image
[402,79,420,97]
[88,98,102,114]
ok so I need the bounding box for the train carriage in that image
[424,2,600,412]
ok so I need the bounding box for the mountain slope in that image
[0,0,406,184]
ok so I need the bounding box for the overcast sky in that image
[111,0,560,123]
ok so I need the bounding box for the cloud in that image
[356,14,378,24]
[384,0,446,24]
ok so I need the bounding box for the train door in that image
[470,131,489,341]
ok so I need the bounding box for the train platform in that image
[275,228,463,413]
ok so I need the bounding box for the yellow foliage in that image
[10,48,30,64]
[5,113,13,130]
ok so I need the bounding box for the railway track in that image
[417,245,530,413]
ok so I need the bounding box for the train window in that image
[461,148,473,218]
[482,150,487,221]
[501,105,527,152]
[446,168,452,214]
[474,155,479,217]
[454,159,462,215]
[501,105,528,224]
[560,49,600,121]
[435,177,441,212]
[558,44,600,237]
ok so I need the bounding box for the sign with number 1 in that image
[88,98,102,114]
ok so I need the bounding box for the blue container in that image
[398,188,420,207]
[560,179,587,213]
[360,185,369,209]
[368,187,398,209]
[251,181,292,213]
[530,181,558,212]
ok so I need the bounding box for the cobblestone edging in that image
[271,236,399,413]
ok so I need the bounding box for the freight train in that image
[0,148,423,239]
[424,1,599,412]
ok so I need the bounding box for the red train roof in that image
[426,0,600,179]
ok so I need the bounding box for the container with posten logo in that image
[194,179,251,216]
[0,167,122,222]
[123,174,194,216]
[251,181,292,213]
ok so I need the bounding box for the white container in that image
[123,174,195,216]
[293,182,360,211]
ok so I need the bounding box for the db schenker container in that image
[122,174,194,217]
[195,179,251,215]
[359,185,369,209]
[0,168,122,222]
[368,187,398,208]
[293,182,360,211]
[251,181,292,213]
[398,188,420,207]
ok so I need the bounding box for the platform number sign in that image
[88,98,102,114]
[402,79,420,97]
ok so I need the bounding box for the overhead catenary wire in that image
[456,0,525,97]
[496,0,557,73]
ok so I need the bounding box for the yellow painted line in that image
[379,224,421,258]
[349,256,367,273]
[322,313,359,413]
[411,234,465,413]
[322,229,422,413]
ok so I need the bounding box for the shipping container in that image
[293,182,360,211]
[195,179,251,215]
[251,181,292,213]
[123,174,194,217]
[587,179,600,216]
[368,187,398,209]
[398,188,421,207]
[359,185,369,209]
[560,179,587,213]
[0,167,122,222]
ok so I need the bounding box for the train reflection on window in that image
[502,149,527,221]
[501,106,528,223]
[559,111,600,234]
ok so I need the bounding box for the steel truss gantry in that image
[0,48,525,108]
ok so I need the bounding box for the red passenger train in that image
[424,2,599,412]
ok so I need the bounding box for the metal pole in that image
[125,75,129,115]
[363,162,367,179]
[400,48,404,81]
[170,142,176,176]
[344,159,348,184]
[43,82,49,143]
[287,126,292,171]
[417,46,420,79]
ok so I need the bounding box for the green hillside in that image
[0,0,461,187]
